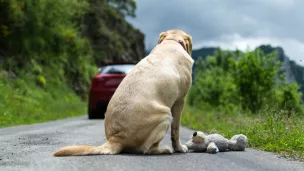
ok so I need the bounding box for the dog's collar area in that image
[163,39,186,50]
[177,40,186,50]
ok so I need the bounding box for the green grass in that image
[181,104,304,161]
[0,71,87,128]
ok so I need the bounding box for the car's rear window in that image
[99,65,135,74]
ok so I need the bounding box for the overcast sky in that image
[127,0,304,66]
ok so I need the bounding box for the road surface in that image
[0,116,303,171]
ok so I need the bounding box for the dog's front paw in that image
[174,144,188,153]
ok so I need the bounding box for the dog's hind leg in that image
[145,142,172,154]
[141,116,173,155]
[93,141,124,155]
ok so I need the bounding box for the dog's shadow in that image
[111,149,243,157]
[118,152,188,157]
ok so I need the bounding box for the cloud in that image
[127,0,304,65]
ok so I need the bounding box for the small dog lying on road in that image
[53,29,194,156]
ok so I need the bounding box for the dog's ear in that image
[158,32,167,44]
[184,34,193,56]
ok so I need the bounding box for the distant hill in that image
[258,45,304,100]
[146,44,304,100]
[191,45,304,100]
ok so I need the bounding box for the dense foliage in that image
[0,0,144,127]
[191,45,304,101]
[83,0,144,66]
[188,48,303,115]
[0,0,144,97]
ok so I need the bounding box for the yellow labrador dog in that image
[53,29,194,156]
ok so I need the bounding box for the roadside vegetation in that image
[1,0,303,162]
[182,49,304,160]
[0,71,87,127]
[0,0,144,127]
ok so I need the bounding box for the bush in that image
[275,82,303,114]
[189,48,303,115]
[0,0,94,97]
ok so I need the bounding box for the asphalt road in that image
[0,116,303,171]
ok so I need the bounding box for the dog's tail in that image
[52,141,123,157]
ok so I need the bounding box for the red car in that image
[88,64,135,119]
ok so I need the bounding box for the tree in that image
[188,48,303,115]
[107,0,136,17]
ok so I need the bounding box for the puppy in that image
[53,29,194,156]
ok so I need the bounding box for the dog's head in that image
[157,29,193,56]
